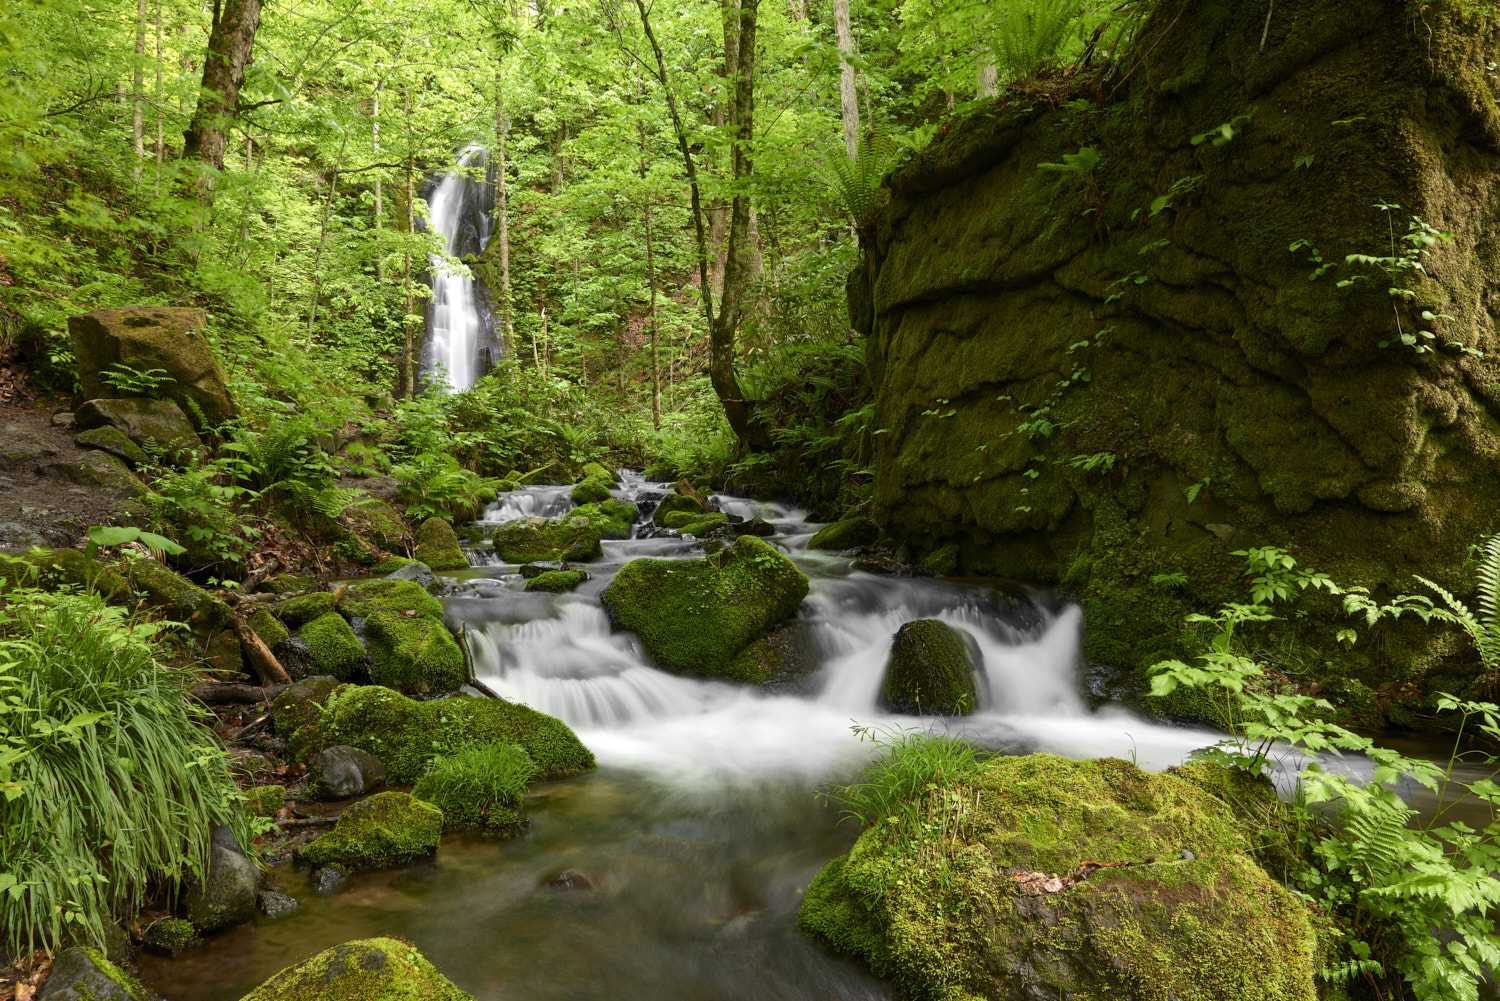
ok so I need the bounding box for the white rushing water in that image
[456,475,1219,788]
[423,144,496,391]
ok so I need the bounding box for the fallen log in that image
[189,681,291,704]
[233,616,292,685]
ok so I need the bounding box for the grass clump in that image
[0,589,249,957]
[413,743,536,836]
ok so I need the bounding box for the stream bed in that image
[136,472,1482,999]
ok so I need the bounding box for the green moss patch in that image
[342,579,444,620]
[0,549,129,601]
[278,590,338,626]
[492,518,603,563]
[313,684,595,783]
[571,476,613,505]
[568,499,637,539]
[242,784,286,818]
[300,791,442,870]
[808,517,880,551]
[248,607,289,649]
[299,613,366,680]
[363,609,465,694]
[882,619,979,714]
[652,492,703,526]
[600,536,810,680]
[413,517,468,571]
[524,571,587,593]
[239,937,474,1001]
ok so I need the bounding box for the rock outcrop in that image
[68,307,233,427]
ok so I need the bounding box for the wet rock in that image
[35,451,148,497]
[297,612,367,682]
[37,947,147,1001]
[519,560,569,578]
[807,516,879,551]
[568,499,636,539]
[68,306,233,427]
[547,870,597,890]
[75,425,148,466]
[312,865,349,896]
[0,424,57,471]
[299,791,442,871]
[663,510,729,535]
[570,476,613,505]
[237,937,475,1001]
[73,397,201,464]
[492,516,602,563]
[881,619,980,715]
[524,570,587,593]
[413,517,467,571]
[186,824,257,932]
[652,491,703,527]
[383,560,444,594]
[732,517,775,537]
[851,556,930,577]
[257,889,300,919]
[730,620,824,687]
[308,745,387,800]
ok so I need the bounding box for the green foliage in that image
[101,362,174,395]
[819,130,899,223]
[412,742,536,835]
[393,452,498,523]
[993,0,1087,80]
[0,589,248,957]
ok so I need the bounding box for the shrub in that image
[412,743,537,836]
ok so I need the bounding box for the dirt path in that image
[0,401,136,550]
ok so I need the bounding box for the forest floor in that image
[0,399,132,550]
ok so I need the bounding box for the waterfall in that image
[421,144,502,392]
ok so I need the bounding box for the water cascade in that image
[422,144,502,391]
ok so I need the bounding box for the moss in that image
[516,460,571,485]
[882,619,979,714]
[248,607,289,649]
[238,937,474,1001]
[568,499,635,540]
[652,492,703,526]
[346,499,409,549]
[300,792,442,870]
[370,556,417,575]
[363,609,466,693]
[412,517,468,571]
[920,544,960,577]
[800,754,1317,1001]
[524,570,587,593]
[258,573,320,595]
[271,676,341,751]
[579,461,616,482]
[312,684,595,782]
[663,509,727,531]
[600,536,810,680]
[279,590,338,626]
[729,621,823,685]
[808,517,880,551]
[126,558,231,631]
[0,548,129,602]
[43,946,149,1000]
[570,476,613,505]
[243,784,286,818]
[342,578,444,620]
[299,613,366,680]
[491,518,603,563]
[677,515,729,536]
[143,917,199,953]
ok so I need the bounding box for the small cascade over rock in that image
[421,144,502,391]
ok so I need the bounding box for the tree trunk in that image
[833,0,858,159]
[494,55,516,362]
[305,132,349,345]
[373,78,384,283]
[182,0,263,179]
[637,86,660,429]
[975,44,998,98]
[153,0,163,193]
[133,0,146,184]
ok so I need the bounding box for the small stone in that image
[519,560,568,579]
[51,411,76,428]
[256,889,300,919]
[307,745,387,800]
[383,560,443,594]
[547,870,597,890]
[75,425,149,466]
[312,866,349,896]
[1179,848,1196,860]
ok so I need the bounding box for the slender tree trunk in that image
[975,44,998,98]
[540,305,549,377]
[306,132,349,345]
[182,0,263,182]
[933,15,955,113]
[494,55,515,361]
[636,81,660,429]
[153,0,163,193]
[833,0,858,159]
[373,77,384,284]
[133,0,146,184]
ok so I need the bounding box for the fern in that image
[309,487,367,520]
[1415,533,1500,687]
[819,129,899,221]
[994,0,1085,81]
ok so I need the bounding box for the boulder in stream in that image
[296,612,366,681]
[363,609,465,693]
[382,559,445,594]
[524,570,587,593]
[412,517,468,571]
[238,937,475,1001]
[492,516,603,563]
[308,745,387,800]
[568,499,636,539]
[300,791,443,870]
[881,619,980,715]
[570,476,613,505]
[186,825,257,932]
[652,491,703,527]
[600,536,809,681]
[807,516,879,551]
[800,754,1316,1001]
[37,947,147,1001]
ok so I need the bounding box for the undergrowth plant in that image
[411,742,536,835]
[0,588,251,957]
[391,452,499,522]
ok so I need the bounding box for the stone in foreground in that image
[238,937,474,1001]
[37,947,147,1001]
[300,791,442,870]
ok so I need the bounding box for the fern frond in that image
[1473,534,1500,674]
[1414,574,1486,650]
[312,487,368,520]
[819,129,899,219]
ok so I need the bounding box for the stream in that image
[136,472,1492,1000]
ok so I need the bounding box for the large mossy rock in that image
[37,947,148,1001]
[74,398,201,463]
[808,516,880,551]
[570,476,613,505]
[413,516,468,571]
[127,557,232,632]
[800,754,1316,1001]
[341,578,444,620]
[652,491,703,527]
[36,451,148,497]
[600,536,810,680]
[298,612,366,680]
[299,791,442,870]
[861,0,1500,686]
[363,608,465,693]
[345,499,409,550]
[881,619,980,714]
[239,938,474,1001]
[68,306,233,428]
[568,499,637,540]
[492,516,603,563]
[310,684,595,783]
[75,425,148,466]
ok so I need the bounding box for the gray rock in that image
[0,522,45,548]
[50,411,75,429]
[312,865,349,895]
[186,824,257,932]
[73,398,201,465]
[75,425,149,466]
[359,475,404,503]
[308,745,387,800]
[35,452,148,497]
[547,870,597,890]
[0,424,57,471]
[519,560,569,579]
[383,560,441,594]
[37,947,145,1001]
[732,517,775,538]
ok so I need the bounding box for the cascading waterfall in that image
[421,144,502,391]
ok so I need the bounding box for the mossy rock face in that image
[808,517,880,551]
[881,619,980,714]
[127,558,232,633]
[570,476,613,505]
[73,397,202,464]
[413,517,468,571]
[36,450,149,497]
[1,548,129,601]
[346,499,409,550]
[363,609,465,694]
[248,607,289,649]
[524,570,587,593]
[920,544,960,577]
[75,425,148,466]
[579,461,617,483]
[652,492,703,527]
[68,306,233,429]
[300,791,442,870]
[515,460,571,485]
[279,590,338,625]
[243,784,286,818]
[237,937,474,1001]
[600,536,810,680]
[342,578,444,620]
[729,621,824,686]
[270,675,341,746]
[37,946,148,1001]
[312,684,595,783]
[568,499,636,540]
[800,754,1316,1001]
[299,612,366,681]
[492,517,603,563]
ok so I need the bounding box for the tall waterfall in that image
[421,144,502,391]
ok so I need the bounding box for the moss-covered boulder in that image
[800,753,1315,1001]
[279,590,337,625]
[579,461,617,483]
[270,676,341,757]
[248,606,290,649]
[652,492,703,527]
[73,397,201,463]
[345,499,409,550]
[36,451,149,497]
[881,619,980,714]
[300,791,442,870]
[243,784,286,818]
[568,499,636,540]
[311,684,594,782]
[126,557,233,630]
[341,578,443,620]
[729,621,824,686]
[492,516,603,563]
[413,516,468,571]
[570,476,613,505]
[600,536,810,680]
[662,509,727,532]
[515,460,570,485]
[808,516,880,551]
[524,570,587,593]
[68,306,233,429]
[75,425,148,466]
[37,947,148,1001]
[238,938,474,1001]
[364,609,465,693]
[299,612,366,680]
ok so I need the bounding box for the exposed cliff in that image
[862,0,1500,686]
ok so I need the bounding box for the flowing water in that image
[136,474,1486,999]
[421,145,502,392]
